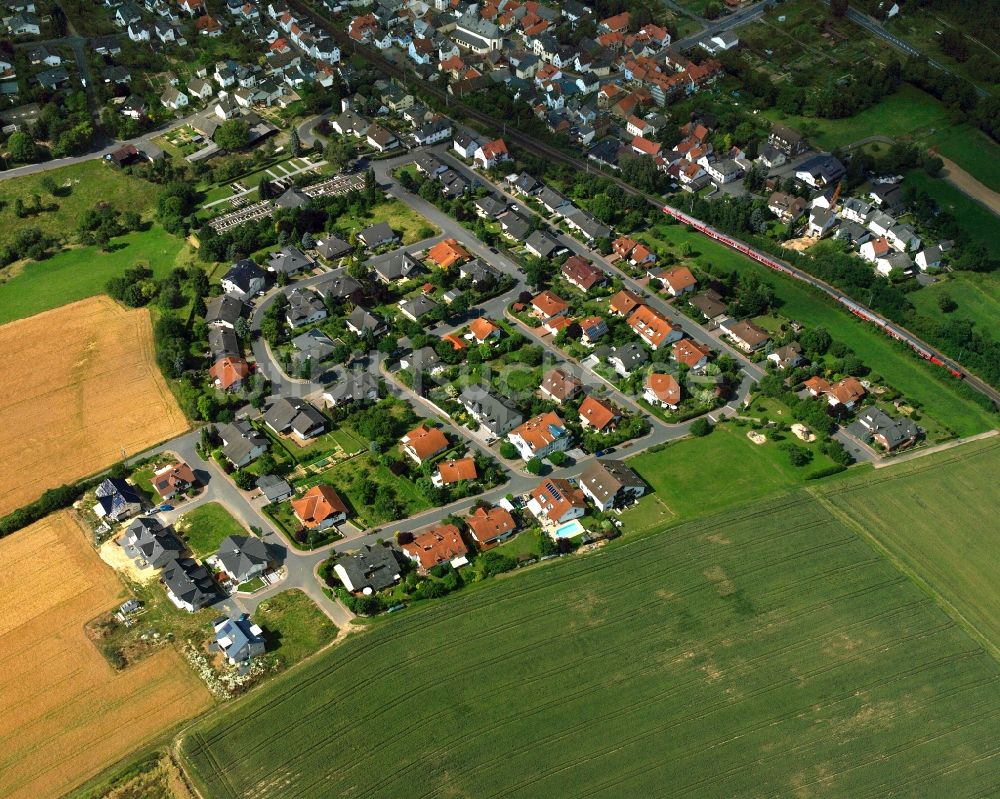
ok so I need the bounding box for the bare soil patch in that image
[937,155,1000,216]
[0,512,212,799]
[0,296,188,516]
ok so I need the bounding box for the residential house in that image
[474,195,507,219]
[268,245,313,276]
[609,289,643,317]
[432,457,477,488]
[94,477,142,522]
[465,505,517,547]
[840,197,873,224]
[453,132,481,159]
[540,367,583,404]
[916,244,948,271]
[400,424,449,464]
[427,238,471,269]
[150,462,197,500]
[525,229,561,259]
[608,342,648,376]
[803,375,866,409]
[220,420,269,467]
[222,258,267,297]
[508,411,570,461]
[767,341,804,370]
[886,224,920,253]
[768,192,807,224]
[531,290,569,321]
[672,338,712,371]
[315,234,351,261]
[876,251,914,278]
[366,122,399,152]
[767,123,807,156]
[578,395,618,432]
[719,319,769,352]
[213,614,266,664]
[460,387,524,437]
[689,289,728,322]
[216,535,271,583]
[705,158,743,185]
[854,406,919,451]
[808,207,837,238]
[322,371,380,407]
[314,273,362,303]
[398,294,438,322]
[402,524,469,570]
[209,356,250,391]
[578,458,645,511]
[526,478,586,526]
[658,266,697,297]
[285,287,327,329]
[256,473,293,503]
[265,396,326,440]
[161,557,216,612]
[358,221,398,248]
[467,317,501,345]
[561,256,606,292]
[120,517,184,568]
[795,154,845,188]
[628,304,681,350]
[292,484,349,529]
[643,372,681,409]
[473,138,509,169]
[374,250,421,283]
[579,316,608,346]
[334,543,405,593]
[860,236,891,263]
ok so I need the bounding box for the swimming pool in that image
[553,519,584,539]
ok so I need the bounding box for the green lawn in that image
[625,424,838,521]
[817,437,1000,657]
[0,226,189,324]
[647,221,997,437]
[903,169,1000,258]
[182,471,1000,797]
[336,199,438,246]
[176,501,247,558]
[0,161,158,251]
[910,270,1000,337]
[253,589,338,668]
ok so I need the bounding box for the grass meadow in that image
[176,502,247,558]
[182,475,1000,798]
[0,226,189,325]
[817,437,1000,656]
[644,220,997,437]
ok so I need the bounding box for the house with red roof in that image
[291,485,349,529]
[400,424,450,464]
[466,505,517,547]
[401,524,469,571]
[672,338,711,371]
[628,305,682,350]
[578,395,619,432]
[658,265,697,297]
[643,373,681,409]
[209,356,250,391]
[531,290,569,321]
[473,138,509,169]
[432,457,478,488]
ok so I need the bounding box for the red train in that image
[661,205,964,380]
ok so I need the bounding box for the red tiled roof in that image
[672,338,711,368]
[436,457,477,484]
[401,424,449,461]
[292,485,348,528]
[645,372,680,405]
[578,395,618,430]
[402,524,468,570]
[466,506,516,544]
[209,357,250,390]
[660,265,697,293]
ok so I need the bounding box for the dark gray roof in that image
[347,306,384,333]
[611,342,648,371]
[214,614,266,662]
[316,235,351,259]
[224,259,266,292]
[315,272,362,300]
[501,213,532,241]
[220,420,269,464]
[275,186,311,208]
[374,251,421,282]
[578,459,644,505]
[460,386,523,436]
[265,396,326,435]
[526,229,559,258]
[853,406,920,450]
[122,517,185,568]
[292,328,336,360]
[459,259,498,285]
[399,294,438,320]
[566,209,611,240]
[358,221,397,247]
[323,371,379,404]
[216,535,271,583]
[337,544,404,593]
[160,557,216,610]
[256,474,292,502]
[205,294,247,326]
[208,327,241,360]
[286,287,326,325]
[269,246,313,275]
[474,195,507,218]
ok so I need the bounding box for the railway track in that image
[294,0,1000,410]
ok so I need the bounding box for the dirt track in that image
[938,156,1000,217]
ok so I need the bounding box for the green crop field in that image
[0,226,189,325]
[646,220,997,437]
[0,161,158,250]
[624,424,839,521]
[176,501,247,558]
[182,471,1000,797]
[817,437,1000,656]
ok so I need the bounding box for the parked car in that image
[157,504,174,511]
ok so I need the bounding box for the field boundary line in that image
[810,490,1000,665]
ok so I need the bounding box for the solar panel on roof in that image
[546,484,562,502]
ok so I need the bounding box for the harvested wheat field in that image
[0,512,212,799]
[0,295,188,516]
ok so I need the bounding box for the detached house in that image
[150,462,197,500]
[401,524,469,571]
[334,544,404,593]
[466,505,518,547]
[222,258,267,297]
[508,411,571,461]
[578,395,619,433]
[803,376,866,409]
[540,367,583,404]
[473,138,509,169]
[578,459,645,511]
[527,478,586,526]
[292,484,349,529]
[628,305,681,350]
[531,290,569,321]
[161,557,216,612]
[216,535,271,583]
[220,420,269,467]
[400,424,449,464]
[720,319,769,352]
[94,478,143,522]
[265,396,326,440]
[561,256,606,292]
[658,266,697,297]
[643,372,681,409]
[460,387,524,438]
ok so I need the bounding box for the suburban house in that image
[401,424,449,464]
[853,406,919,451]
[160,557,216,612]
[608,342,649,377]
[768,123,807,156]
[767,192,807,224]
[401,524,470,571]
[525,230,561,259]
[374,251,421,283]
[803,375,866,409]
[334,543,405,593]
[609,289,643,317]
[150,462,197,500]
[346,307,386,336]
[767,342,804,370]
[94,478,142,522]
[468,317,501,345]
[357,221,398,248]
[578,459,646,511]
[460,387,524,437]
[209,356,251,391]
[222,259,267,297]
[561,256,607,292]
[220,420,269,467]
[795,154,845,188]
[628,305,681,350]
[808,207,837,238]
[399,294,438,322]
[322,371,380,407]
[213,614,266,664]
[531,290,570,321]
[533,348,587,391]
[285,287,327,328]
[672,338,711,371]
[120,517,184,569]
[579,316,608,346]
[508,411,571,461]
[578,395,619,432]
[526,478,587,526]
[256,474,293,504]
[265,396,327,440]
[720,319,770,352]
[205,294,247,329]
[291,484,349,529]
[465,505,518,547]
[689,290,728,324]
[316,235,351,261]
[473,137,509,169]
[643,372,682,409]
[433,457,478,488]
[269,245,314,277]
[860,236,892,263]
[657,266,697,297]
[216,535,271,583]
[427,238,471,269]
